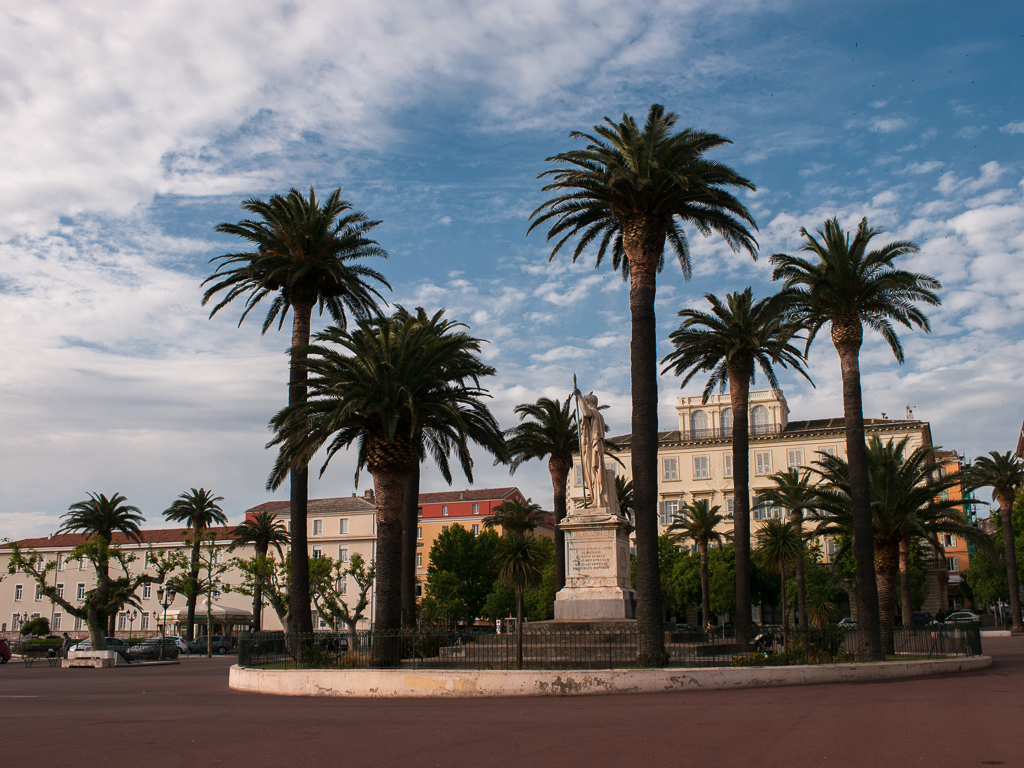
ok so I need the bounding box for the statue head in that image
[583,392,598,407]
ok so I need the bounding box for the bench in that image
[19,644,62,667]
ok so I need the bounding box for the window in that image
[415,584,422,597]
[52,613,61,630]
[693,455,710,480]
[417,526,423,540]
[336,578,348,596]
[74,616,83,630]
[57,555,65,571]
[442,505,449,516]
[472,524,480,535]
[939,489,949,502]
[339,518,349,534]
[287,521,291,532]
[339,548,349,562]
[818,446,837,458]
[691,410,710,438]
[721,408,733,437]
[118,613,128,631]
[312,519,323,536]
[753,495,781,521]
[416,553,423,568]
[787,449,804,468]
[751,405,770,434]
[14,584,23,602]
[417,506,424,518]
[140,612,149,630]
[663,457,679,481]
[658,500,680,526]
[442,525,449,533]
[143,583,151,600]
[754,451,772,476]
[473,503,480,515]
[942,534,957,548]
[312,549,323,559]
[57,584,64,599]
[35,584,42,601]
[77,583,86,600]
[724,453,733,478]
[946,557,960,572]
[79,558,85,571]
[725,496,735,520]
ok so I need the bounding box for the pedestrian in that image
[936,608,946,623]
[61,632,72,658]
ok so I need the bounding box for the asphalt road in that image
[2,637,1021,768]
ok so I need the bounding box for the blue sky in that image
[1,0,1022,538]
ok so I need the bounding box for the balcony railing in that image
[675,424,782,443]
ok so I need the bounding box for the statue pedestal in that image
[554,508,637,621]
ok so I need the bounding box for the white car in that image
[159,635,189,652]
[943,611,980,623]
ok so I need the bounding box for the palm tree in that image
[530,104,758,664]
[496,533,546,669]
[266,310,504,661]
[57,492,145,648]
[667,498,730,631]
[661,288,810,644]
[229,511,290,632]
[616,476,634,523]
[483,497,545,537]
[755,517,803,650]
[504,397,578,590]
[203,187,389,635]
[810,437,986,652]
[966,452,1024,631]
[772,217,940,653]
[756,469,818,629]
[163,488,228,642]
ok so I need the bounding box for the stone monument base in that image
[553,506,637,621]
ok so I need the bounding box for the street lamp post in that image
[156,587,176,661]
[128,609,138,637]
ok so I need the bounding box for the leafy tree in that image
[530,104,757,664]
[668,543,778,620]
[482,536,557,622]
[311,553,375,644]
[496,534,545,669]
[755,518,803,648]
[228,554,298,633]
[20,616,50,637]
[421,571,472,627]
[483,497,544,537]
[421,526,501,626]
[266,310,504,659]
[662,288,809,644]
[796,545,846,627]
[204,187,390,635]
[228,511,290,631]
[966,452,1024,631]
[504,397,578,590]
[163,488,227,641]
[772,217,940,653]
[668,499,731,628]
[189,533,231,657]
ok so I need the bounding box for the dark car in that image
[188,635,231,654]
[0,638,10,663]
[132,637,180,660]
[913,611,933,625]
[69,637,129,652]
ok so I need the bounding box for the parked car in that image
[837,618,857,628]
[70,637,129,652]
[163,635,189,653]
[943,610,980,623]
[188,635,231,654]
[913,611,933,625]
[0,638,11,663]
[132,637,180,660]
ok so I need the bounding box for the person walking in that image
[61,632,72,659]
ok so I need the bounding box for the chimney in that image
[351,493,356,497]
[365,488,374,502]
[460,490,465,501]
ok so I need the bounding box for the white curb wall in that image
[229,655,991,698]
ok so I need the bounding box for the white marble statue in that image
[573,386,616,510]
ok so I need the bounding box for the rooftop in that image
[4,526,239,550]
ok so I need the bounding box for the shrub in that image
[20,617,50,637]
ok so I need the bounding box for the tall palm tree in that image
[530,104,758,664]
[203,187,389,635]
[57,492,145,647]
[504,397,578,590]
[163,488,228,642]
[772,217,940,654]
[229,511,290,632]
[496,533,546,669]
[667,499,730,631]
[755,517,803,650]
[483,497,545,538]
[661,287,810,643]
[266,310,504,661]
[810,437,985,652]
[755,469,818,629]
[966,452,1024,631]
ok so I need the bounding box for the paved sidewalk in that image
[2,637,1021,767]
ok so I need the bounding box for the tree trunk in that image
[252,544,268,633]
[515,586,525,670]
[792,510,808,630]
[875,541,899,655]
[899,535,914,629]
[699,540,711,633]
[996,492,1024,632]
[781,568,789,652]
[832,316,881,659]
[288,297,316,636]
[369,454,414,666]
[401,461,420,628]
[623,215,667,666]
[186,536,201,642]
[549,455,571,592]
[727,357,754,646]
[206,601,213,659]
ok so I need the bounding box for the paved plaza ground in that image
[2,637,1021,767]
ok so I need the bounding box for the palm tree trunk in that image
[832,317,881,659]
[549,456,571,592]
[624,217,666,666]
[369,458,414,666]
[186,537,201,642]
[699,540,711,632]
[875,541,899,655]
[401,461,420,628]
[288,297,316,636]
[792,511,808,630]
[253,544,268,633]
[515,586,525,670]
[781,568,789,652]
[899,535,914,629]
[996,492,1024,631]
[727,357,754,646]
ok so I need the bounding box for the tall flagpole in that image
[573,374,590,508]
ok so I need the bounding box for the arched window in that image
[720,408,733,437]
[691,410,710,438]
[751,405,770,435]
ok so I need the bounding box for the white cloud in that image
[956,125,986,140]
[871,116,909,133]
[900,160,943,175]
[1000,122,1024,135]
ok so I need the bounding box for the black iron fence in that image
[237,622,982,671]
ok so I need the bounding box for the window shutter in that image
[724,454,733,478]
[787,449,803,468]
[658,501,667,526]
